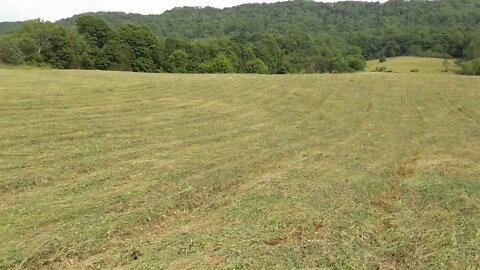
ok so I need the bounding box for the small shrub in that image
[331,56,349,73]
[460,58,480,76]
[310,56,331,73]
[245,59,269,74]
[209,54,234,73]
[379,56,387,63]
[442,59,449,72]
[346,55,367,71]
[276,66,289,74]
[374,66,388,72]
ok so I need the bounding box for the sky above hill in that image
[0,0,384,22]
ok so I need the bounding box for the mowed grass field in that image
[1,69,480,269]
[367,56,461,74]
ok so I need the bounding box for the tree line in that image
[0,0,479,75]
[0,17,367,74]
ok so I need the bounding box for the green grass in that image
[1,69,480,269]
[367,56,461,74]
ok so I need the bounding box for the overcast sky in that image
[0,0,383,22]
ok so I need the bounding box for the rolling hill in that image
[0,22,21,34]
[56,0,480,42]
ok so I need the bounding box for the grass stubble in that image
[0,67,479,269]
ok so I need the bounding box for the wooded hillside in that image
[1,0,479,74]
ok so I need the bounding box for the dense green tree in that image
[76,15,112,48]
[168,50,188,73]
[12,20,86,68]
[465,36,480,60]
[330,56,349,73]
[75,16,116,70]
[14,20,58,63]
[245,59,269,74]
[460,35,480,76]
[206,54,234,73]
[164,38,187,53]
[41,26,86,69]
[249,36,283,73]
[117,24,162,72]
[0,39,24,65]
[310,56,332,73]
[101,38,132,71]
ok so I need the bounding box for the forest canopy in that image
[0,0,479,74]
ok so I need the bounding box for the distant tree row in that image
[0,17,366,74]
[1,0,480,75]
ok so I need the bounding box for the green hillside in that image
[56,0,480,59]
[2,0,480,74]
[1,69,479,269]
[0,22,21,34]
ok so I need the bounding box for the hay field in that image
[1,69,479,269]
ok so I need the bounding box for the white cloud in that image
[0,0,384,22]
